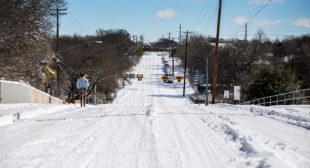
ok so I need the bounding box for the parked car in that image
[167,79,173,83]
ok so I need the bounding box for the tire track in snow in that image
[153,105,249,167]
[174,105,272,167]
[0,106,125,168]
[189,104,310,167]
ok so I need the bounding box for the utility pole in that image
[211,0,222,104]
[132,35,135,49]
[53,5,67,54]
[52,3,66,97]
[172,37,175,76]
[167,32,172,74]
[94,84,97,105]
[245,23,248,41]
[205,56,209,106]
[140,35,143,46]
[179,24,182,43]
[167,32,171,50]
[183,31,189,97]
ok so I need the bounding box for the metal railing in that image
[241,88,310,106]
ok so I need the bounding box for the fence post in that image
[263,97,265,106]
[293,92,295,105]
[303,90,305,104]
[269,97,272,106]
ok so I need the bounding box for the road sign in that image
[224,90,229,99]
[234,86,241,100]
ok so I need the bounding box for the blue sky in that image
[61,0,310,42]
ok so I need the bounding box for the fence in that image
[241,88,310,106]
[0,80,63,104]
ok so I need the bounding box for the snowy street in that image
[0,52,309,168]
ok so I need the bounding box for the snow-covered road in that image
[0,52,309,168]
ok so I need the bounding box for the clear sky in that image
[60,0,310,42]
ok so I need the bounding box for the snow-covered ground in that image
[0,52,309,168]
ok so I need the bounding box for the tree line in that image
[0,0,65,86]
[58,30,142,103]
[0,0,143,103]
[174,30,309,101]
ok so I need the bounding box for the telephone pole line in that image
[211,0,222,104]
[52,3,66,97]
[140,35,143,46]
[245,23,248,41]
[132,35,135,49]
[183,31,190,97]
[205,56,209,106]
[167,32,173,75]
[53,6,67,54]
[167,32,171,49]
[179,24,182,43]
[171,37,175,76]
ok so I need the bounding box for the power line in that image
[232,0,272,38]
[191,0,210,28]
[68,11,87,32]
[200,6,218,34]
[65,14,85,33]
[193,0,216,31]
[247,0,272,24]
[62,21,80,34]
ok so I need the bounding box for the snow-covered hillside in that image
[0,52,309,168]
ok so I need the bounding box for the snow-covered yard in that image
[0,52,309,168]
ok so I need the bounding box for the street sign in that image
[224,90,229,99]
[234,86,241,100]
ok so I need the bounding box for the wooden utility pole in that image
[54,6,67,54]
[52,3,66,97]
[183,31,189,97]
[167,32,171,49]
[179,24,182,43]
[132,35,135,49]
[245,23,248,41]
[205,56,209,106]
[211,0,222,104]
[140,35,143,46]
[172,37,175,75]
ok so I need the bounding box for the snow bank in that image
[0,104,75,126]
[241,105,310,130]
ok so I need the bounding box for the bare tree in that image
[59,29,142,103]
[0,0,66,90]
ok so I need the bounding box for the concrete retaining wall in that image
[0,80,62,104]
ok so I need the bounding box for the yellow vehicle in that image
[136,74,143,81]
[175,76,183,82]
[162,73,170,82]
